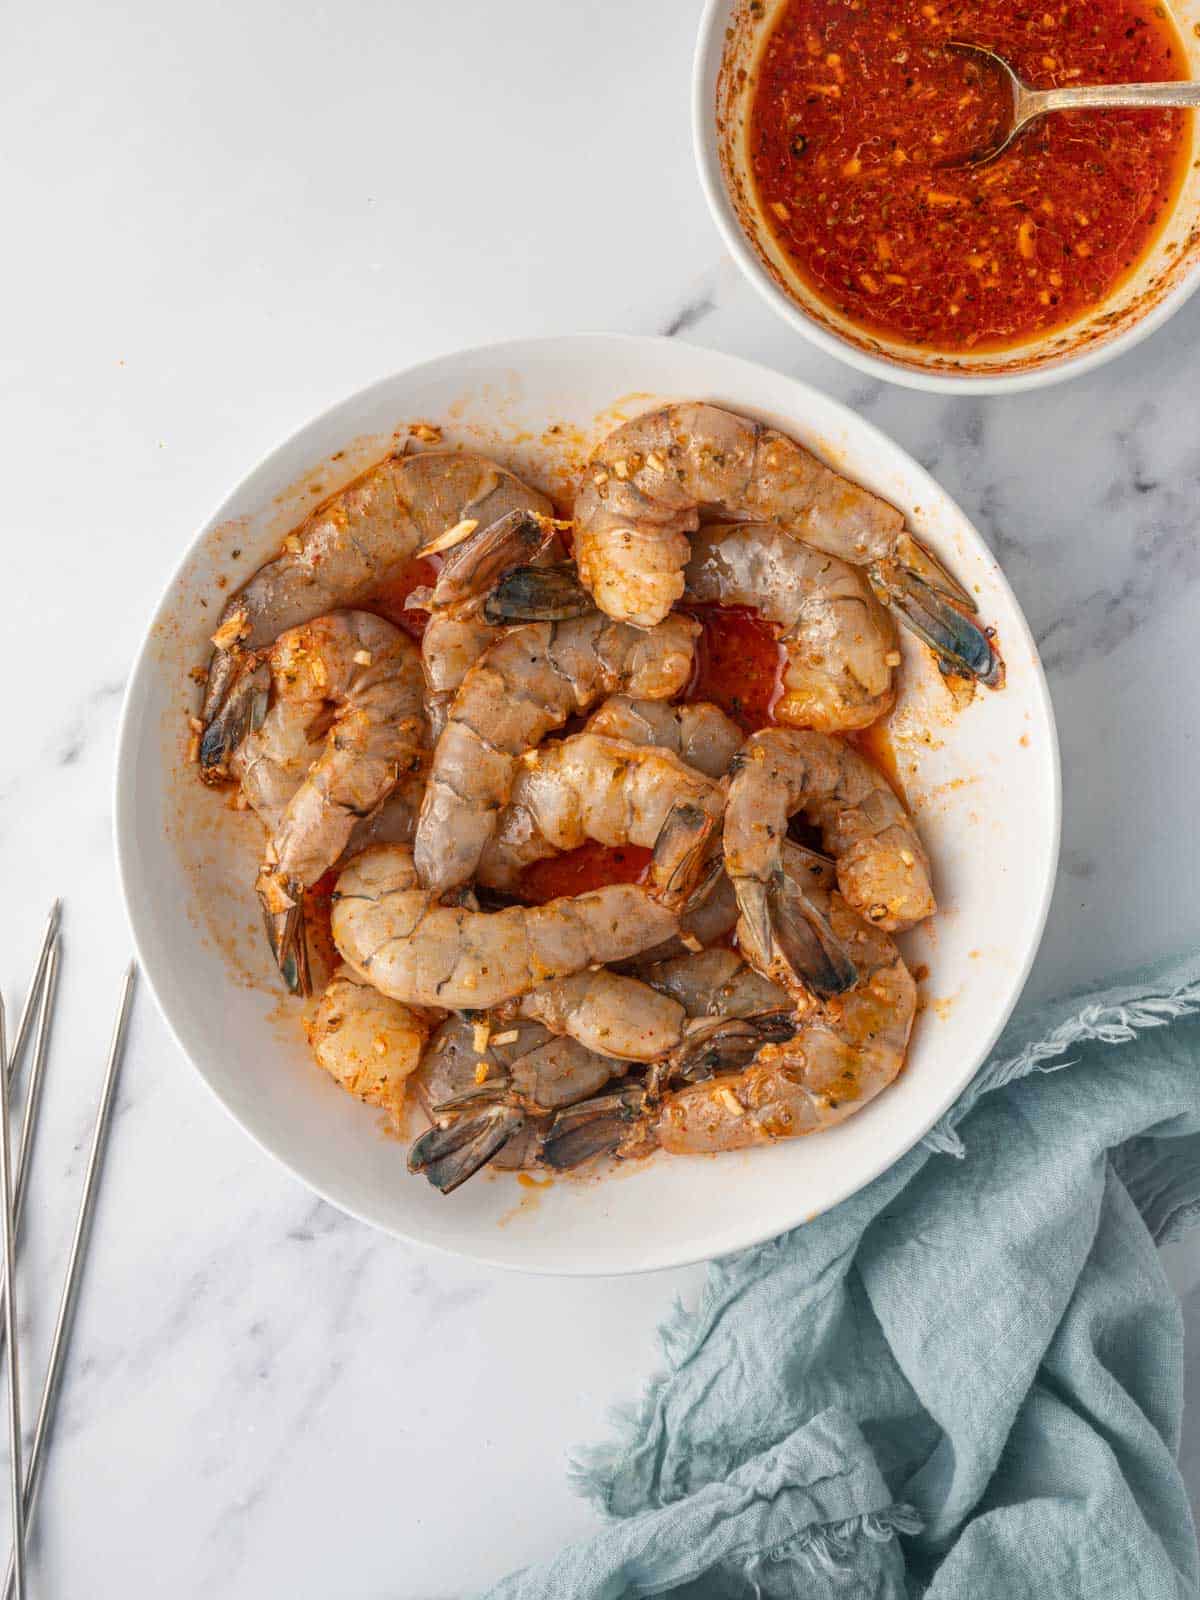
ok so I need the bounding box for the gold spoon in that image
[943,40,1200,168]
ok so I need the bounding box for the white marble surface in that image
[3,0,1200,1593]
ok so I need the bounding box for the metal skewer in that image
[6,904,60,1085]
[12,941,57,1235]
[0,941,61,1383]
[1,962,136,1600]
[0,1004,24,1600]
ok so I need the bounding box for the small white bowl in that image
[115,334,1059,1275]
[693,0,1200,393]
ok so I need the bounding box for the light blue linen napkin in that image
[485,952,1200,1599]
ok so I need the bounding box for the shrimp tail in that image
[541,1087,649,1170]
[735,876,858,999]
[408,1104,527,1193]
[651,802,722,909]
[876,564,1003,686]
[483,563,594,623]
[770,872,859,997]
[895,532,978,610]
[199,658,270,777]
[262,897,311,997]
[430,510,557,608]
[666,1013,797,1085]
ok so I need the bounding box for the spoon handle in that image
[1030,80,1200,114]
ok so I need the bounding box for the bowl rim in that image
[691,0,1200,395]
[113,331,1062,1275]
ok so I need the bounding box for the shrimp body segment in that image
[686,522,898,732]
[331,844,679,1011]
[479,733,725,904]
[200,449,552,770]
[583,696,744,779]
[573,402,1000,686]
[307,971,437,1119]
[724,729,933,994]
[414,612,699,895]
[250,613,428,993]
[514,970,688,1063]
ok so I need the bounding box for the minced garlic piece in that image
[419,517,479,556]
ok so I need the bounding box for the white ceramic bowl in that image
[115,333,1060,1274]
[693,0,1200,393]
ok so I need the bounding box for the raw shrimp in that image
[583,696,744,778]
[408,1014,624,1192]
[477,733,725,905]
[686,522,898,732]
[233,731,426,858]
[306,970,437,1119]
[724,729,933,998]
[251,612,427,993]
[200,450,552,772]
[413,612,699,894]
[544,895,915,1166]
[417,508,575,726]
[572,402,1000,685]
[513,969,688,1063]
[511,958,795,1074]
[331,844,679,1011]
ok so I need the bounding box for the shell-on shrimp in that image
[249,612,427,993]
[512,969,689,1063]
[544,893,915,1167]
[200,450,552,772]
[417,508,577,724]
[413,612,699,894]
[724,729,934,998]
[234,724,426,859]
[477,733,725,906]
[572,402,1001,686]
[407,1015,624,1192]
[686,522,899,732]
[510,957,795,1073]
[583,696,744,779]
[307,970,437,1119]
[331,844,679,1011]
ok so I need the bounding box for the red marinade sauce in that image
[749,0,1190,351]
[360,554,442,640]
[515,841,653,905]
[303,868,340,979]
[685,604,787,732]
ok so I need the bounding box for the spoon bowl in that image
[944,39,1200,168]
